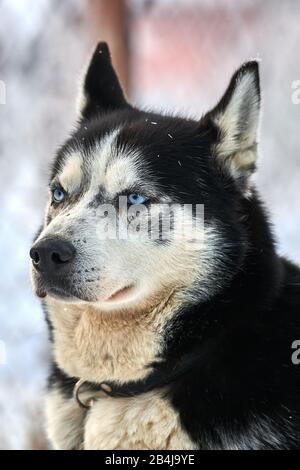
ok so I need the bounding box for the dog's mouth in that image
[105,284,135,303]
[33,271,136,305]
[35,284,83,302]
[47,286,78,301]
[33,274,91,303]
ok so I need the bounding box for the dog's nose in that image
[30,238,76,273]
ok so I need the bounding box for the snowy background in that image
[0,0,299,449]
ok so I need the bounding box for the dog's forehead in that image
[58,129,144,196]
[55,114,206,201]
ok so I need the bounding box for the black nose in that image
[30,237,76,273]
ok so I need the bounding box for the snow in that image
[0,0,91,449]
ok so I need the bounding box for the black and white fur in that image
[30,43,300,450]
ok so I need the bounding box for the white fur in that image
[213,67,260,180]
[46,386,196,450]
[46,388,85,449]
[58,152,83,193]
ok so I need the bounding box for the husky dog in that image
[30,43,300,450]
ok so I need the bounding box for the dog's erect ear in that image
[79,42,129,119]
[204,61,261,187]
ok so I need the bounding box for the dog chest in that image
[83,391,196,450]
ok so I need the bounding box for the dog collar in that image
[73,373,164,409]
[74,379,113,408]
[72,352,202,409]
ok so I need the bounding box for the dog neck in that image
[46,288,181,384]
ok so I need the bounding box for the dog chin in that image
[94,283,168,313]
[33,280,92,304]
[35,277,161,311]
[43,285,137,307]
[46,287,83,303]
[96,284,137,309]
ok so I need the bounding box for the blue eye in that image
[127,194,148,205]
[52,188,65,203]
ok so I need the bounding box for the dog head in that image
[30,43,261,312]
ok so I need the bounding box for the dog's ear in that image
[79,42,129,119]
[204,61,261,188]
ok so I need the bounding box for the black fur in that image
[81,42,129,120]
[43,43,300,449]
